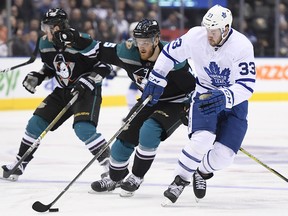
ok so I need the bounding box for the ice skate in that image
[120,174,143,197]
[193,169,213,202]
[161,175,190,206]
[0,156,28,182]
[90,176,121,193]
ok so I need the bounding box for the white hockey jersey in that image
[153,26,256,106]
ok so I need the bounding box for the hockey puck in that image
[49,208,59,212]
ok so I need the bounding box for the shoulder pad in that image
[125,39,134,49]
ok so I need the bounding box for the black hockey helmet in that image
[41,8,69,30]
[133,19,160,39]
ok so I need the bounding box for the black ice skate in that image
[162,175,190,206]
[1,157,28,181]
[90,176,121,193]
[193,169,213,201]
[120,174,143,197]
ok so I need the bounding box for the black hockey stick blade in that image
[32,201,52,212]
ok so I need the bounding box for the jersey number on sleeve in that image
[171,38,182,49]
[103,42,117,48]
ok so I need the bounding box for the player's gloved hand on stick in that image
[22,71,46,94]
[141,70,167,106]
[71,74,102,98]
[194,89,234,116]
[53,28,79,49]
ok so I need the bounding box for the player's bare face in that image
[41,24,60,42]
[135,38,154,60]
[206,29,222,46]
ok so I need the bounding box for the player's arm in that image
[97,41,124,67]
[142,30,194,105]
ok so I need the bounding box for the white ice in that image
[1,102,288,216]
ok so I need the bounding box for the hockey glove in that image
[195,89,234,116]
[71,74,102,98]
[22,71,46,94]
[141,70,167,106]
[53,28,79,49]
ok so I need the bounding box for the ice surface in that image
[1,102,288,216]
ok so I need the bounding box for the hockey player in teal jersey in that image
[89,19,196,197]
[1,8,112,181]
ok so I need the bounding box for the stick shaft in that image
[5,93,78,178]
[33,96,151,211]
[240,147,288,182]
[0,36,41,73]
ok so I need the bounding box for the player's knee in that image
[111,139,134,162]
[189,130,216,155]
[26,115,49,138]
[207,142,235,171]
[139,118,162,150]
[74,121,95,142]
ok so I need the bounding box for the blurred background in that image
[0,0,287,58]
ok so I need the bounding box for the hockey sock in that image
[74,121,108,162]
[132,145,157,178]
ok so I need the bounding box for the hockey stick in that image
[2,93,79,179]
[32,95,152,213]
[0,36,41,73]
[240,147,288,182]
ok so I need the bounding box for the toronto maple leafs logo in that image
[204,62,230,87]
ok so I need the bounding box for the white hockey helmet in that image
[202,4,233,33]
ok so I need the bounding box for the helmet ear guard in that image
[202,4,233,33]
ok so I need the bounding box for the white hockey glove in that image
[22,71,46,94]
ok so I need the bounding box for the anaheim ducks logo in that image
[125,40,133,49]
[53,54,76,86]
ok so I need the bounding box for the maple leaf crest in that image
[204,62,230,87]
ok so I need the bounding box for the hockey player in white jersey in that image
[141,4,256,204]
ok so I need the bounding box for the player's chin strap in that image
[32,95,152,213]
[2,92,79,179]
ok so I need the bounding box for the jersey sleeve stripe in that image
[235,82,254,93]
[162,48,181,65]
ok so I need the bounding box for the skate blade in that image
[88,189,114,194]
[119,189,134,197]
[161,198,173,207]
[195,196,201,203]
[0,169,19,182]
